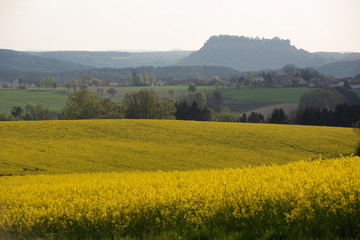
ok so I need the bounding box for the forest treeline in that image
[0,66,241,85]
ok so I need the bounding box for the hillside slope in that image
[0,119,356,175]
[0,65,242,84]
[316,59,360,77]
[29,50,193,68]
[0,49,90,72]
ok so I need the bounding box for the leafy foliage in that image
[295,104,360,127]
[60,89,119,119]
[299,86,360,109]
[247,112,265,123]
[106,87,117,97]
[174,101,213,121]
[268,108,288,124]
[299,88,344,109]
[187,83,197,92]
[122,89,175,119]
[22,103,58,120]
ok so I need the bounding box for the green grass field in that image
[220,87,308,112]
[0,119,356,176]
[0,89,71,114]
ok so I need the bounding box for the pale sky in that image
[0,0,359,52]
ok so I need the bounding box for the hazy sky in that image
[0,0,359,52]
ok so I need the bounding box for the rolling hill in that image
[0,119,356,175]
[28,50,193,68]
[0,49,90,72]
[316,59,360,77]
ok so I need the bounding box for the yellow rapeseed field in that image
[0,119,357,175]
[0,156,359,239]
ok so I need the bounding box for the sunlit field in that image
[0,119,358,239]
[1,156,359,239]
[0,119,356,175]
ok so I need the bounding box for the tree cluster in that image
[193,76,226,86]
[126,70,156,86]
[239,112,265,123]
[299,87,360,109]
[60,89,121,120]
[354,121,360,156]
[0,103,59,121]
[64,75,111,91]
[174,101,213,121]
[33,76,57,89]
[182,89,224,114]
[295,104,360,127]
[282,64,323,82]
[122,89,175,119]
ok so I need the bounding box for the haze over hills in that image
[1,35,360,80]
[315,52,360,62]
[29,51,193,69]
[316,59,360,78]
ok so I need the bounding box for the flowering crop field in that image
[0,120,359,238]
[0,119,357,175]
[0,156,359,239]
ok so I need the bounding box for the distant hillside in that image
[179,35,328,71]
[0,49,90,72]
[29,51,193,68]
[316,59,360,78]
[0,65,241,84]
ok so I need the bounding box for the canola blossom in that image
[0,119,357,175]
[1,156,359,239]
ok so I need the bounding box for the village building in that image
[350,79,360,89]
[329,78,344,87]
[12,79,19,88]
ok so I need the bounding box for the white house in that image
[329,79,344,87]
[12,79,19,88]
[351,79,360,89]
